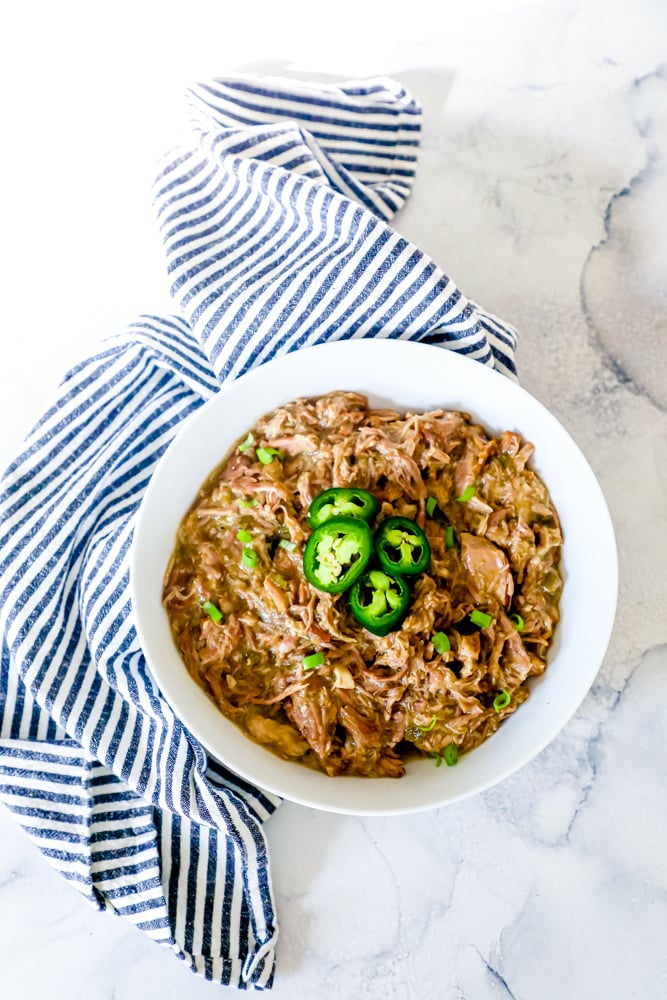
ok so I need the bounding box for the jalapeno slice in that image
[303,516,373,593]
[349,569,411,636]
[374,516,431,576]
[307,487,380,529]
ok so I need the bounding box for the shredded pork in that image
[163,392,563,777]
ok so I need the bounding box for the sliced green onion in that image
[433,753,444,768]
[237,529,252,544]
[202,601,223,623]
[432,631,451,655]
[278,539,296,552]
[445,526,456,548]
[456,484,476,503]
[493,689,511,713]
[242,547,258,568]
[239,498,259,508]
[238,432,255,453]
[426,496,438,518]
[256,447,283,465]
[444,743,459,766]
[303,651,325,670]
[419,714,437,733]
[470,609,492,629]
[510,613,525,632]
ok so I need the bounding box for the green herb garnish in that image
[470,609,492,629]
[256,447,283,465]
[303,651,325,670]
[493,689,511,712]
[432,632,450,655]
[242,547,258,568]
[456,485,476,503]
[238,432,255,453]
[202,601,223,623]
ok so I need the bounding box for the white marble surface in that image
[2,1,667,997]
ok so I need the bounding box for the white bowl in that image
[130,340,617,815]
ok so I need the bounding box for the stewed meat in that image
[163,392,562,777]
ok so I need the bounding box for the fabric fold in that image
[0,319,280,988]
[0,75,519,990]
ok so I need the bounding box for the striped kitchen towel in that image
[0,75,518,990]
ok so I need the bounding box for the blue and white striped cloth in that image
[0,76,518,990]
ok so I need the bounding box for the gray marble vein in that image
[580,66,667,411]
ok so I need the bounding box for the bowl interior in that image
[130,339,617,815]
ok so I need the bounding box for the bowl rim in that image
[130,339,618,815]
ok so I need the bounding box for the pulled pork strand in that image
[163,392,562,778]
